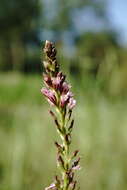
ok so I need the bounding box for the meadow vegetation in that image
[0,72,127,190]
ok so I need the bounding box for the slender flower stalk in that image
[41,40,80,190]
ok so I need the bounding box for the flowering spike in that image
[41,41,80,190]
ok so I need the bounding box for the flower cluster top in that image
[41,40,76,110]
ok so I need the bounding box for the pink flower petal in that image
[41,88,57,105]
[68,98,76,110]
[45,183,56,190]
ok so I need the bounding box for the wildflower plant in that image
[41,41,80,190]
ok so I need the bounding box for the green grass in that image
[0,73,127,190]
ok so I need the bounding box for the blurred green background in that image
[0,0,127,190]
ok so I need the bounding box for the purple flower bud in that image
[68,98,76,110]
[51,72,66,92]
[57,72,66,86]
[60,94,69,107]
[60,91,73,108]
[52,77,61,90]
[43,74,52,87]
[57,72,66,82]
[45,183,56,190]
[41,88,57,106]
[61,82,71,94]
[72,165,81,171]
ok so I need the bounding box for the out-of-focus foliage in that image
[0,73,127,190]
[0,0,40,32]
[74,31,127,97]
[0,0,106,73]
[0,0,41,72]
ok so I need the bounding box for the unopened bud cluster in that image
[41,41,80,190]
